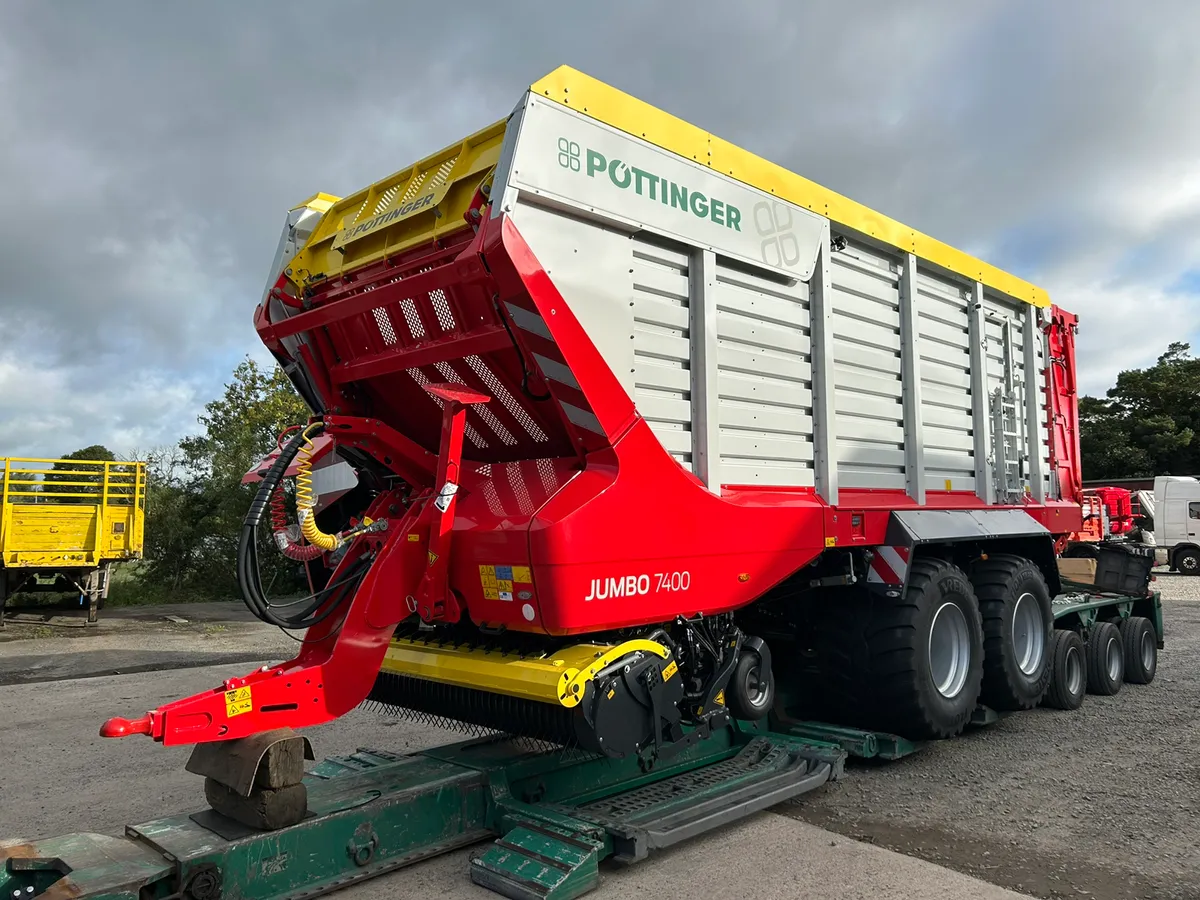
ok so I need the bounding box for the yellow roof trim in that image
[530,66,1049,308]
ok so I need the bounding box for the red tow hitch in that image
[415,384,490,624]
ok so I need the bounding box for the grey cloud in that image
[0,0,1197,454]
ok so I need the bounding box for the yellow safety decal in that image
[715,690,726,707]
[479,564,499,600]
[944,479,954,492]
[225,687,252,718]
[512,566,532,583]
[825,536,837,548]
[607,687,616,700]
[663,660,679,682]
[427,551,438,566]
[408,533,420,542]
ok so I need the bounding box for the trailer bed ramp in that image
[0,725,841,900]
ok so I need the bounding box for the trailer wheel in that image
[726,647,774,720]
[970,555,1053,711]
[1176,548,1200,575]
[1042,629,1086,710]
[1119,616,1157,684]
[814,558,983,741]
[1085,622,1123,695]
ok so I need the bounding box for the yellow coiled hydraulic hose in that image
[295,424,341,552]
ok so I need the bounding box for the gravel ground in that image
[786,572,1200,900]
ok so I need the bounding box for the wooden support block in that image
[204,777,308,831]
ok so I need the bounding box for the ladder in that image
[987,313,1026,504]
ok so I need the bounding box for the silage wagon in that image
[0,66,1163,900]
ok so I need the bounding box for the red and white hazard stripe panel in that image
[866,545,911,587]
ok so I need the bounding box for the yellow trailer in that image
[0,457,146,624]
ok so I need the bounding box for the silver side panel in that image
[500,93,1056,502]
[713,254,814,488]
[829,234,905,491]
[915,267,977,493]
[632,235,695,470]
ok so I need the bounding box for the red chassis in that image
[102,211,1083,747]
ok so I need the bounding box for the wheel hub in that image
[1065,645,1083,696]
[1106,637,1121,682]
[929,602,971,699]
[1141,630,1155,672]
[1012,592,1046,677]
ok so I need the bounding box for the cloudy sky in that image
[1,0,1196,459]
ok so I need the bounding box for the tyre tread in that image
[812,558,983,741]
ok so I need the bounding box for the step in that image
[561,736,839,865]
[470,823,602,900]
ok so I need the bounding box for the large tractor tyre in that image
[813,558,984,741]
[1085,622,1124,695]
[726,647,775,720]
[1175,548,1200,576]
[1041,629,1086,710]
[1063,543,1099,559]
[1119,616,1157,685]
[970,555,1054,711]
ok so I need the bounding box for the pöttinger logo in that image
[557,137,581,171]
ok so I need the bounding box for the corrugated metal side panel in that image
[829,237,905,490]
[713,261,814,487]
[631,234,694,470]
[915,267,976,491]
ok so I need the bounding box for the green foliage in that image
[1080,342,1200,480]
[135,357,311,599]
[41,443,117,501]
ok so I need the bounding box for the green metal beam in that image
[1,728,841,900]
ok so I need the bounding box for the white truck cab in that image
[1156,476,1200,574]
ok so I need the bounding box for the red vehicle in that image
[103,67,1102,763]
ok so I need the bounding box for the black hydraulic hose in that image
[236,422,372,632]
[237,427,311,627]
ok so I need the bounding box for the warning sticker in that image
[663,660,679,682]
[427,551,439,566]
[479,564,499,600]
[479,564,532,601]
[407,533,420,542]
[225,687,253,718]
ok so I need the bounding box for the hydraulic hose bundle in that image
[238,422,369,631]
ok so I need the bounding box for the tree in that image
[1079,342,1200,480]
[42,444,117,501]
[136,357,311,597]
